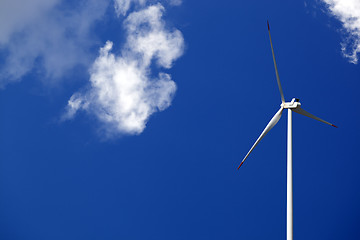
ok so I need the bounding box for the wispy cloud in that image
[0,0,109,87]
[168,0,182,6]
[64,3,184,138]
[114,0,146,16]
[322,0,360,64]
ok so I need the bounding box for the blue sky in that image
[0,0,360,239]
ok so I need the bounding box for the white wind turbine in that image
[238,21,337,240]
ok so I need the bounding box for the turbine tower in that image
[238,21,337,240]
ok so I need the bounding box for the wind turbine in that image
[238,21,337,240]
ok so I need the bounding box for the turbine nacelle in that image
[282,98,301,109]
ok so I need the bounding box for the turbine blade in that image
[292,107,338,128]
[238,107,284,169]
[267,21,285,103]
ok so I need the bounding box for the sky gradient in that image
[0,0,360,239]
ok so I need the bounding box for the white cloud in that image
[113,0,181,16]
[0,0,109,86]
[114,0,147,16]
[323,0,360,64]
[0,0,184,138]
[65,4,184,137]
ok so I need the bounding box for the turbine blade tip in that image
[332,124,338,128]
[237,161,244,170]
[267,20,270,30]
